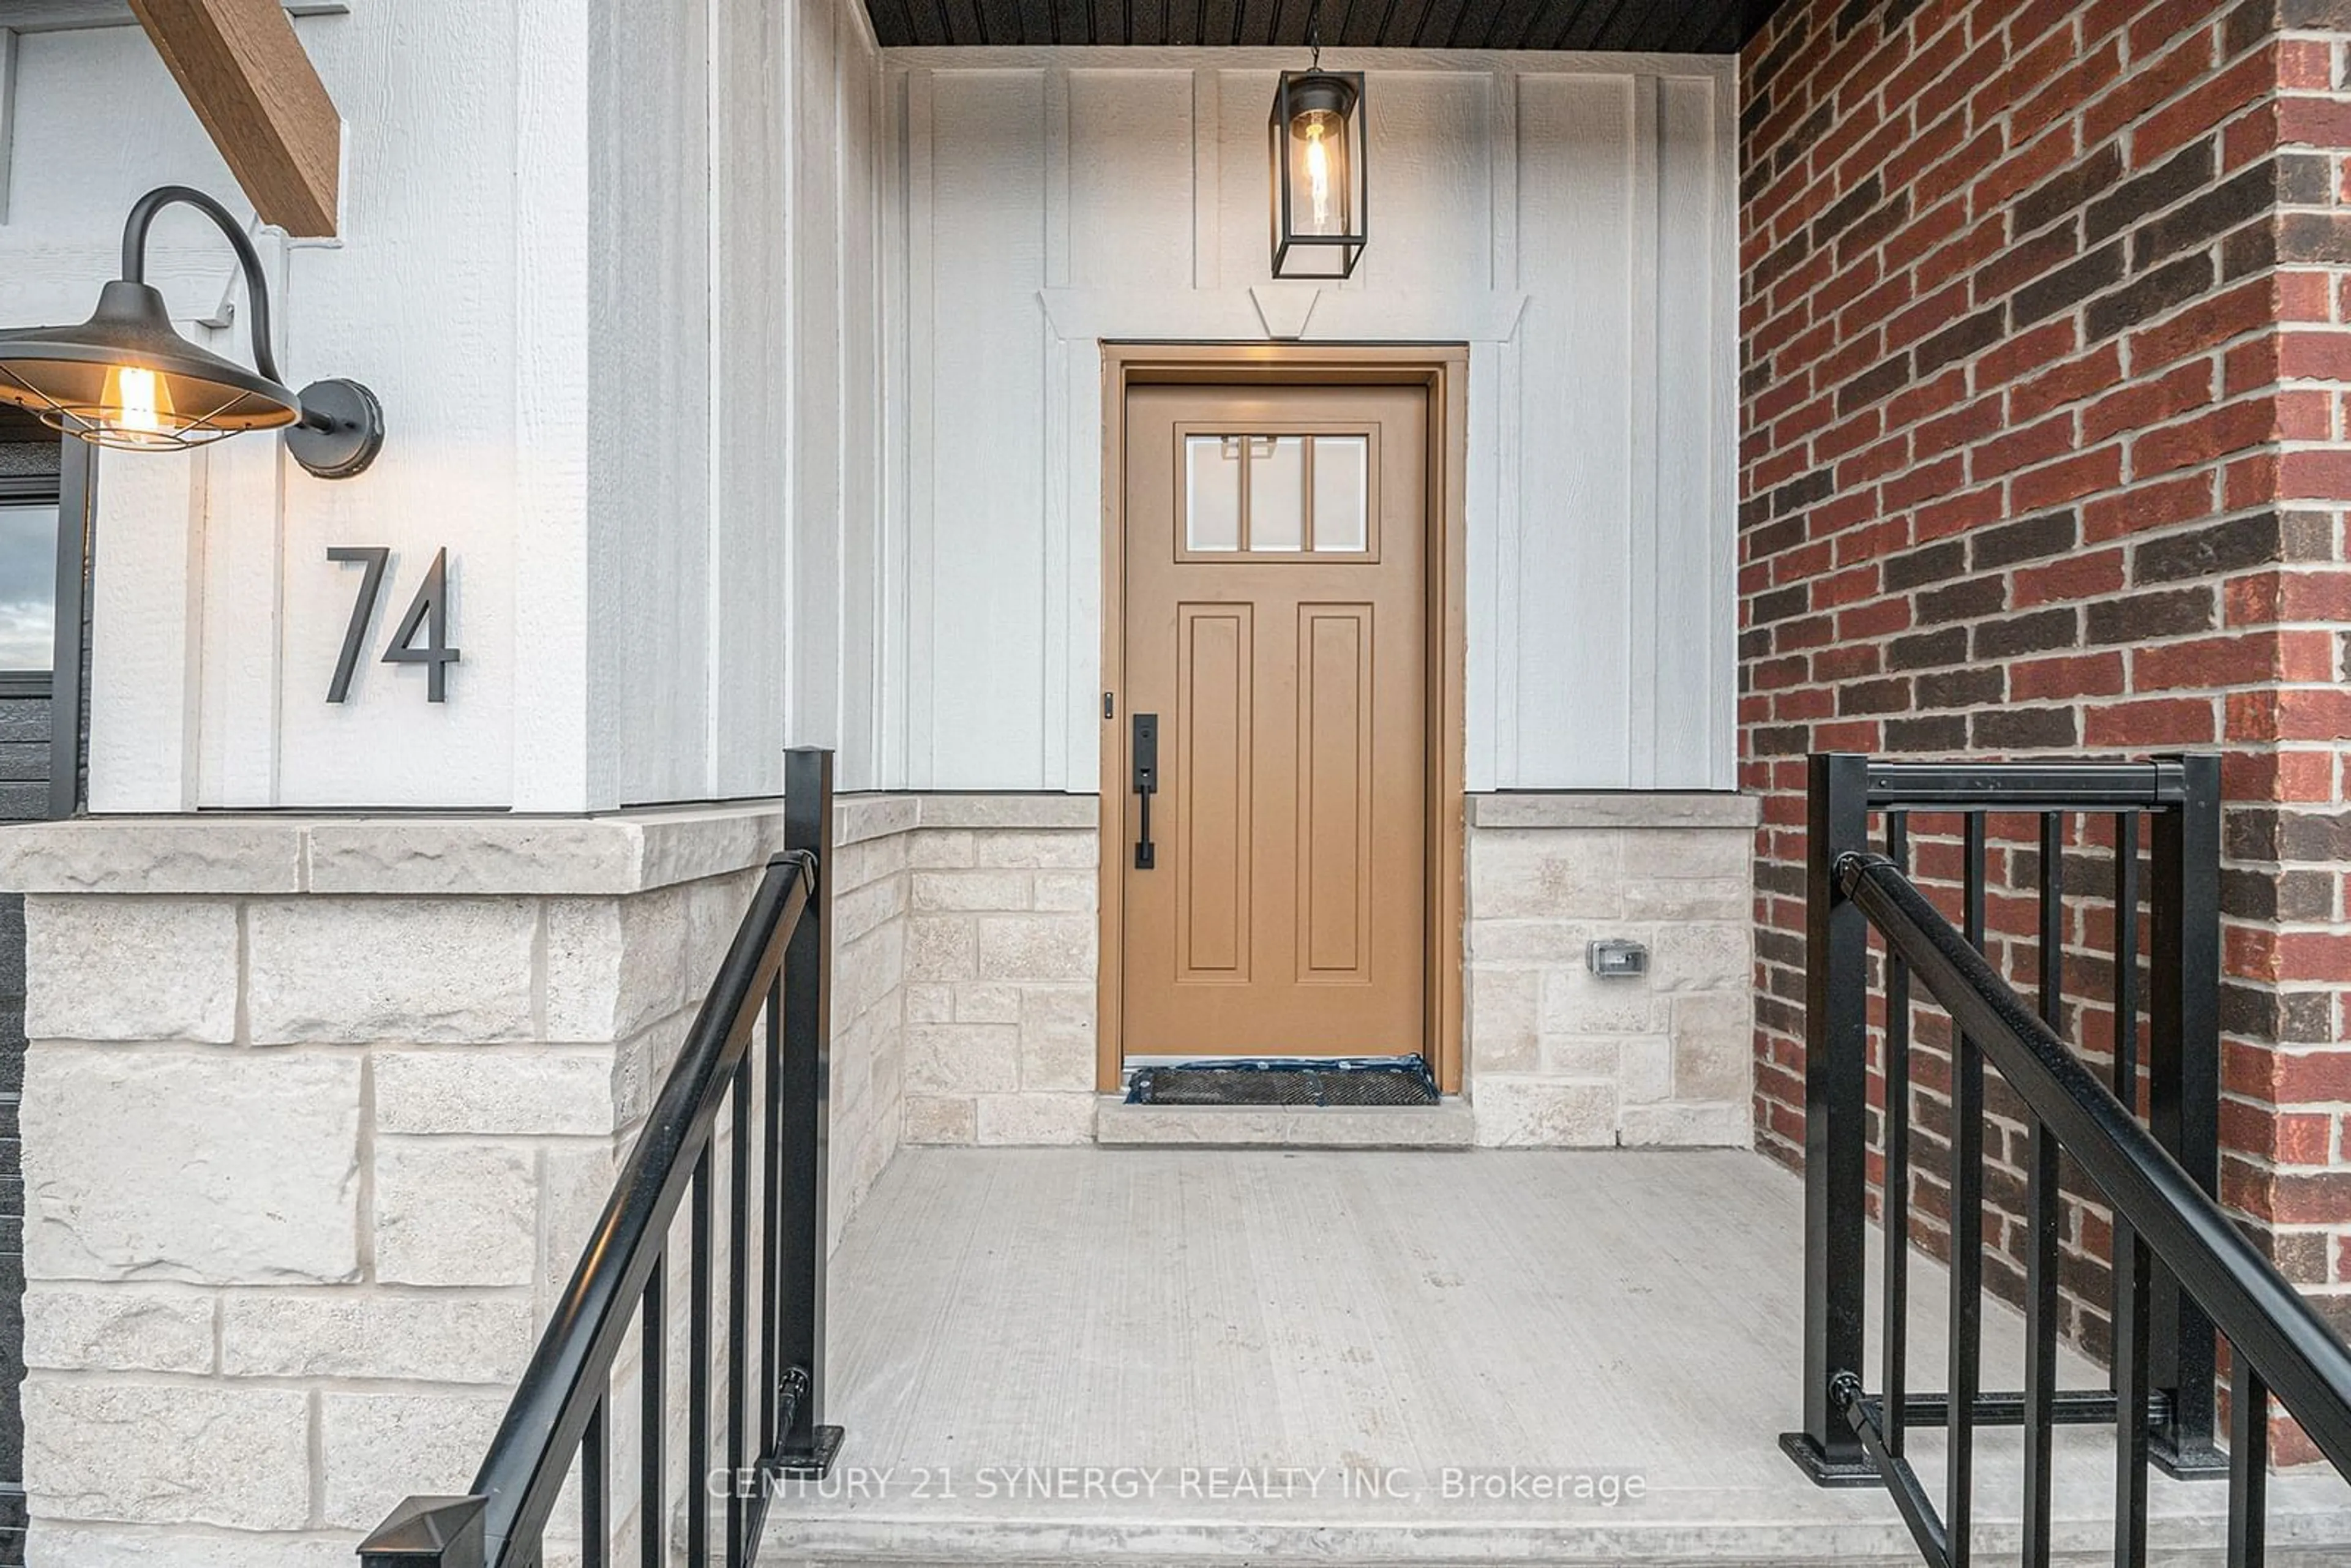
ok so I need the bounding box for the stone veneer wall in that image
[895,798,1101,1146]
[0,802,912,1568]
[1464,793,1759,1148]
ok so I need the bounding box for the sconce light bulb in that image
[102,362,178,446]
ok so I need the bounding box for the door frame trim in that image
[1095,342,1469,1095]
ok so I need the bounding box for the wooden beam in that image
[126,0,342,236]
[3,2,345,37]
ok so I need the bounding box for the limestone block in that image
[24,1049,360,1284]
[835,921,906,1022]
[1539,967,1665,1035]
[683,872,758,978]
[375,1048,615,1136]
[904,984,953,1024]
[1620,1100,1752,1147]
[545,888,689,1043]
[923,796,1096,831]
[1472,1079,1616,1147]
[373,1139,538,1287]
[1468,830,1623,919]
[974,829,1098,868]
[951,983,1022,1024]
[912,870,1031,912]
[903,1093,973,1149]
[1032,871,1097,912]
[320,1390,509,1530]
[1466,967,1539,1074]
[222,1292,534,1384]
[1468,792,1761,831]
[539,1142,620,1304]
[1652,921,1751,993]
[1019,985,1097,1090]
[906,1023,1019,1093]
[833,874,906,945]
[917,829,976,868]
[25,896,238,1043]
[21,1287,212,1373]
[834,793,918,848]
[1623,876,1750,921]
[974,915,1094,981]
[1625,827,1754,879]
[1618,1036,1674,1104]
[247,896,537,1044]
[1464,919,1600,963]
[906,916,977,981]
[31,1526,353,1568]
[23,1378,310,1528]
[976,1093,1098,1145]
[1671,992,1753,1103]
[0,820,302,895]
[829,830,910,892]
[612,1012,691,1127]
[1540,1035,1621,1078]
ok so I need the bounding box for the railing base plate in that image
[1776,1430,1882,1488]
[2150,1433,2230,1482]
[774,1424,846,1480]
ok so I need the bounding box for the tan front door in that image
[1118,383,1428,1057]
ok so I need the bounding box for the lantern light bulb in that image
[100,362,179,446]
[1305,122,1332,231]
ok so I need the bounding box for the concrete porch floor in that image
[760,1147,2351,1565]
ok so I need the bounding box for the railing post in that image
[2148,751,2226,1477]
[356,1495,488,1567]
[777,746,844,1476]
[1782,751,1877,1485]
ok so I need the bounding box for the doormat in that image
[1125,1055,1440,1108]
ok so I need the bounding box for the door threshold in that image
[1095,1095,1474,1150]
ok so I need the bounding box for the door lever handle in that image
[1131,712,1158,870]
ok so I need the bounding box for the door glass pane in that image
[1250,437,1307,552]
[1185,437,1241,551]
[0,504,56,670]
[1311,436,1368,552]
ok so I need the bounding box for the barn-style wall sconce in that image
[0,185,383,479]
[1269,12,1367,280]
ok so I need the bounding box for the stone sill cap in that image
[1467,791,1760,830]
[0,792,1103,897]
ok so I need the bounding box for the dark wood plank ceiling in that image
[866,0,1783,51]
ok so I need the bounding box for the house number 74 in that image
[327,547,460,703]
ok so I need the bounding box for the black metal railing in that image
[1781,752,2351,1566]
[357,748,845,1568]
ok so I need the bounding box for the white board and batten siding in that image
[3,18,1728,812]
[891,48,1738,793]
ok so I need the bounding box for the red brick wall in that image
[1739,0,2351,1446]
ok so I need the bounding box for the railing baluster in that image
[2113,1220,2150,1568]
[2229,1354,2269,1567]
[1948,811,1986,1568]
[1883,811,1910,1461]
[2113,811,2139,1109]
[2022,812,2063,1567]
[689,1149,712,1567]
[583,1395,608,1568]
[642,1258,664,1568]
[728,1056,753,1568]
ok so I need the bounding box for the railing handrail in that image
[465,848,814,1561]
[1838,849,2351,1476]
[1861,757,2189,811]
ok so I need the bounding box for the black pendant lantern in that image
[0,185,383,479]
[1269,15,1367,280]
